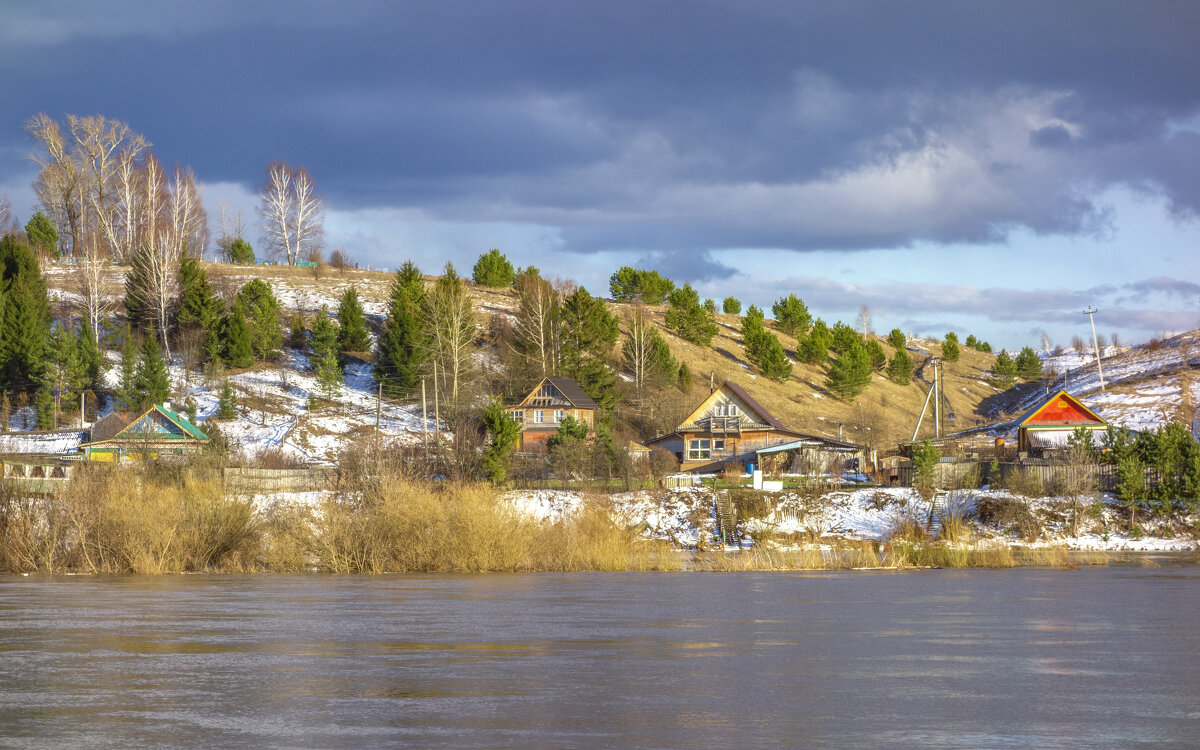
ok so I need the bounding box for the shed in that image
[755,435,865,477]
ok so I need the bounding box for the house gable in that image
[678,383,778,432]
[1019,391,1105,429]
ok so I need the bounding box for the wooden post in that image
[422,379,428,448]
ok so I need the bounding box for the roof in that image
[509,377,598,410]
[1017,390,1106,429]
[545,377,598,410]
[721,382,789,431]
[0,430,86,455]
[84,405,209,445]
[756,436,864,455]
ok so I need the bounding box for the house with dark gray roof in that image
[505,377,599,450]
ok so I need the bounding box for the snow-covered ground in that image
[499,485,1198,553]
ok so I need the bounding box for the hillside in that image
[38,261,1194,462]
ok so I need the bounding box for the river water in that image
[1,565,1197,748]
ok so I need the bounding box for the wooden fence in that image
[223,467,336,494]
[896,461,1162,493]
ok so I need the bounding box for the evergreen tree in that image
[559,287,620,414]
[703,298,717,314]
[0,235,51,394]
[771,294,811,337]
[35,387,54,429]
[471,248,515,287]
[221,301,255,369]
[678,361,692,389]
[235,279,283,361]
[756,333,793,382]
[665,283,718,345]
[217,381,239,419]
[288,312,307,349]
[134,333,171,410]
[116,326,140,410]
[336,286,371,353]
[184,396,198,425]
[886,349,914,384]
[482,397,522,483]
[830,321,861,354]
[77,323,105,393]
[866,339,887,371]
[608,266,674,304]
[309,306,342,400]
[887,328,906,351]
[941,332,961,362]
[177,256,224,364]
[722,297,741,315]
[226,238,255,265]
[965,334,979,349]
[797,318,832,365]
[374,261,427,396]
[1015,346,1042,380]
[824,339,874,400]
[24,212,58,257]
[991,349,1017,387]
[44,322,86,420]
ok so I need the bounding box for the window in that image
[554,409,564,423]
[728,404,738,416]
[511,410,524,423]
[534,410,544,424]
[688,439,711,461]
[715,404,725,417]
[713,439,725,452]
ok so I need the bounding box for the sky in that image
[1,0,1198,350]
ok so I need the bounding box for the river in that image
[1,564,1197,748]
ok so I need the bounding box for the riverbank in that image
[3,464,1197,574]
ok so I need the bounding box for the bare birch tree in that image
[624,304,655,399]
[423,263,476,416]
[26,114,81,255]
[125,155,179,359]
[512,270,560,377]
[168,165,208,259]
[257,161,324,265]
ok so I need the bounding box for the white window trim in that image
[554,409,564,423]
[534,410,544,424]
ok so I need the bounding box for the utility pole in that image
[933,358,941,438]
[422,379,428,449]
[1083,306,1106,391]
[433,360,440,447]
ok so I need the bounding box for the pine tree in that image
[941,332,961,362]
[608,266,674,304]
[992,349,1017,387]
[177,256,224,364]
[886,349,914,384]
[824,339,874,400]
[757,333,793,382]
[830,321,861,354]
[771,294,811,337]
[887,328,906,351]
[235,279,283,361]
[134,333,171,410]
[560,287,620,413]
[1015,346,1042,380]
[866,339,887,371]
[722,297,741,315]
[336,286,371,353]
[309,306,342,400]
[797,319,832,365]
[374,261,427,396]
[664,283,718,345]
[24,212,58,257]
[221,301,255,369]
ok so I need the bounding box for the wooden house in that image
[505,377,598,451]
[1016,390,1107,457]
[79,403,211,462]
[646,382,806,473]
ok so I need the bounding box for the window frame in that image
[688,438,712,461]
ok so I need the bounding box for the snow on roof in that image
[0,431,85,455]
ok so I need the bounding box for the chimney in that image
[163,401,171,412]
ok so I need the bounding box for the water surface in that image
[1,566,1197,748]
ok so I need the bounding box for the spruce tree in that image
[44,322,86,419]
[177,256,224,364]
[824,339,874,400]
[309,306,342,400]
[77,323,105,393]
[374,261,426,396]
[134,333,171,410]
[336,286,371,353]
[887,349,914,384]
[235,279,283,361]
[221,302,255,369]
[0,236,51,394]
[35,387,54,429]
[116,327,140,410]
[217,381,239,419]
[471,249,515,287]
[482,396,522,483]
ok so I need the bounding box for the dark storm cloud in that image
[3,0,1199,258]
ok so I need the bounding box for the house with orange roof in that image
[1016,390,1108,457]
